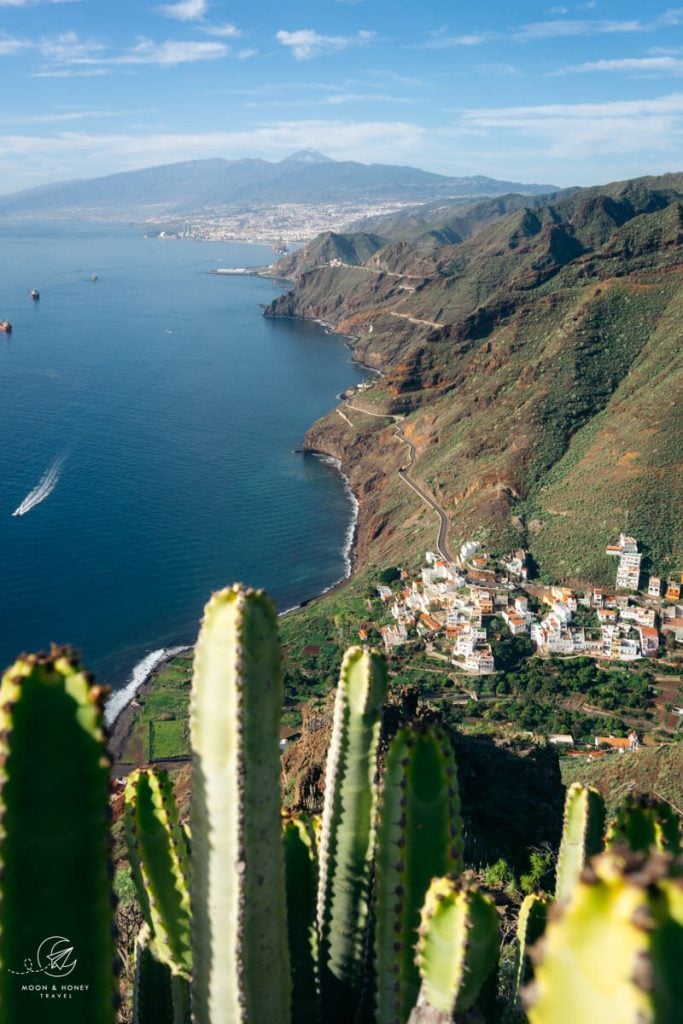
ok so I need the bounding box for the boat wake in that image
[104,646,190,726]
[12,457,64,517]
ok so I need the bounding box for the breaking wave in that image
[104,646,190,726]
[12,457,64,517]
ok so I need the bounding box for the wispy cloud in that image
[0,0,80,6]
[114,38,227,65]
[460,93,683,157]
[426,8,683,47]
[32,67,109,77]
[202,23,242,39]
[321,92,411,106]
[0,35,31,55]
[155,0,207,22]
[276,28,374,61]
[560,55,683,75]
[31,31,229,69]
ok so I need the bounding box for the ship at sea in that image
[272,238,288,257]
[30,288,39,300]
[0,320,12,333]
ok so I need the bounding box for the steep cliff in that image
[266,174,683,585]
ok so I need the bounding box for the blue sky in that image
[1,0,683,193]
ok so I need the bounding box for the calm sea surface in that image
[0,222,367,690]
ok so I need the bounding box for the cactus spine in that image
[284,815,320,1024]
[190,586,290,1024]
[375,725,463,1024]
[526,850,683,1023]
[124,767,191,978]
[555,783,605,903]
[409,875,500,1023]
[0,651,117,1024]
[317,646,387,1023]
[606,794,681,855]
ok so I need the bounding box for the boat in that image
[91,273,98,282]
[273,238,288,256]
[30,288,39,300]
[0,321,12,333]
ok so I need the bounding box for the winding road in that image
[344,402,456,564]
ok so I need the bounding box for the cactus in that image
[284,815,320,1024]
[374,725,463,1024]
[513,893,549,1004]
[190,585,290,1024]
[408,875,500,1023]
[555,783,605,903]
[607,794,681,855]
[317,646,387,1023]
[0,650,117,1024]
[526,849,683,1023]
[124,767,191,979]
[133,923,190,1024]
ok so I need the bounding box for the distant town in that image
[140,199,418,247]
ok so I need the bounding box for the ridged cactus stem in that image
[408,876,500,1023]
[526,850,683,1023]
[190,586,290,1024]
[375,725,463,1024]
[133,924,190,1024]
[317,646,387,1024]
[284,815,320,1024]
[0,650,117,1024]
[124,767,191,978]
[555,783,605,903]
[513,893,549,1005]
[606,794,681,855]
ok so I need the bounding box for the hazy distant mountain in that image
[0,151,557,218]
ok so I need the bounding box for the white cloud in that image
[0,35,31,55]
[276,28,374,61]
[321,92,410,106]
[39,30,106,63]
[561,56,683,74]
[237,48,257,60]
[32,67,109,77]
[460,94,683,158]
[202,23,242,39]
[33,32,229,68]
[425,8,683,47]
[114,38,227,65]
[155,0,207,22]
[0,0,79,6]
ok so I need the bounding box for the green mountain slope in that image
[265,173,683,585]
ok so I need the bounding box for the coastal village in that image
[374,533,682,668]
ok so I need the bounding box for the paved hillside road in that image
[389,311,445,330]
[344,402,456,564]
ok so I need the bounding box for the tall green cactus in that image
[124,767,191,978]
[408,875,500,1023]
[190,586,290,1024]
[284,815,320,1024]
[526,849,683,1023]
[133,923,190,1024]
[0,651,117,1024]
[555,783,605,903]
[513,893,549,1004]
[607,794,681,855]
[317,646,387,1023]
[374,725,463,1024]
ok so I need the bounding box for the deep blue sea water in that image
[0,222,367,696]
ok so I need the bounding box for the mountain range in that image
[0,150,557,218]
[266,172,683,586]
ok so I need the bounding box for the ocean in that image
[0,221,368,694]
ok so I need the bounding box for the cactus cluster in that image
[0,585,681,1024]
